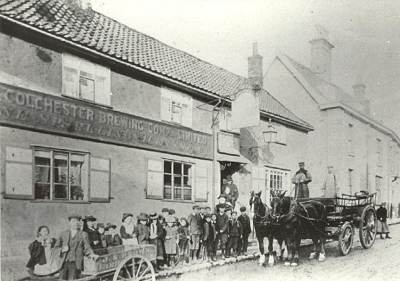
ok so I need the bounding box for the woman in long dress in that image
[120,213,138,246]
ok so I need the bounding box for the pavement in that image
[156,218,400,280]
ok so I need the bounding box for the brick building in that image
[264,35,400,213]
[0,1,312,279]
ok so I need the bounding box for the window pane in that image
[35,166,50,183]
[174,176,182,187]
[79,76,95,101]
[70,161,82,185]
[183,188,192,200]
[174,188,182,199]
[164,174,172,186]
[174,162,182,175]
[35,156,50,166]
[35,183,50,199]
[164,187,172,199]
[70,185,84,200]
[183,176,191,187]
[54,184,68,199]
[54,153,68,184]
[164,161,172,174]
[183,164,191,176]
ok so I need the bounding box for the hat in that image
[84,215,96,222]
[166,216,176,223]
[97,223,105,229]
[149,213,158,220]
[192,205,200,210]
[240,206,246,212]
[122,213,133,222]
[218,194,227,199]
[204,214,212,219]
[217,203,226,209]
[161,208,169,213]
[138,213,148,221]
[168,209,175,215]
[179,217,188,225]
[231,211,237,215]
[158,214,164,220]
[226,175,233,181]
[298,161,305,165]
[68,214,82,220]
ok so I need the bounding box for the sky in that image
[90,0,399,129]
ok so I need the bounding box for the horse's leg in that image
[285,239,292,266]
[309,235,318,260]
[318,237,326,262]
[267,233,274,266]
[257,235,265,265]
[291,235,301,267]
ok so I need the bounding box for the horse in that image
[249,191,286,266]
[270,194,328,266]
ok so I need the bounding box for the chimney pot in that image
[248,42,263,90]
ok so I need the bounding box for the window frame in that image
[160,87,193,128]
[266,167,290,201]
[33,147,89,202]
[163,159,193,202]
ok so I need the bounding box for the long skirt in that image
[150,238,165,260]
[164,238,177,255]
[295,184,309,199]
[377,220,389,233]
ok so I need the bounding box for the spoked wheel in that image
[359,205,377,249]
[112,255,155,281]
[338,221,354,256]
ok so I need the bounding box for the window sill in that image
[30,200,91,204]
[146,197,194,204]
[61,95,113,109]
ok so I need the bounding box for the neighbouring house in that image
[264,33,400,216]
[0,1,312,279]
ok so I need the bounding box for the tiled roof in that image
[0,0,312,130]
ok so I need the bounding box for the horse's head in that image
[250,191,265,217]
[270,190,288,221]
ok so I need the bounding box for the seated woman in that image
[26,225,57,275]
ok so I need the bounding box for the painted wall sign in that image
[218,131,240,155]
[0,83,213,159]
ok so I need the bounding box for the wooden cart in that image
[20,244,157,281]
[316,192,377,256]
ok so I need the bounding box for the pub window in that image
[266,167,289,200]
[161,87,192,128]
[34,149,89,201]
[163,160,193,201]
[62,53,111,106]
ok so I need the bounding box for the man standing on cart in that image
[292,162,312,199]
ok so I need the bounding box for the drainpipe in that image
[211,99,222,209]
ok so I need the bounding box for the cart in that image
[314,192,377,256]
[20,244,157,281]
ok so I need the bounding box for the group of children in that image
[27,204,252,273]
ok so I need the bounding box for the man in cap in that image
[188,205,202,262]
[83,215,101,249]
[291,162,312,199]
[215,204,229,258]
[55,214,98,280]
[221,175,239,209]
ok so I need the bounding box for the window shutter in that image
[94,65,111,106]
[146,159,164,199]
[89,157,111,202]
[4,147,33,199]
[62,66,79,98]
[160,91,172,122]
[195,164,208,202]
[181,96,193,128]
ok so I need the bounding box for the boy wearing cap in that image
[202,214,215,262]
[227,211,242,258]
[238,206,251,255]
[136,213,150,245]
[55,214,98,280]
[188,205,202,261]
[216,205,229,259]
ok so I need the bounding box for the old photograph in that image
[0,0,399,280]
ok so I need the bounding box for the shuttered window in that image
[62,53,111,106]
[89,157,111,202]
[160,87,192,128]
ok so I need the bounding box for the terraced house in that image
[0,0,312,279]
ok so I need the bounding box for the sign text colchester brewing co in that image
[0,84,213,159]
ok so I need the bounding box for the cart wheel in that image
[359,205,377,249]
[112,255,155,281]
[338,221,354,256]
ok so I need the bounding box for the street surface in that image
[163,224,400,281]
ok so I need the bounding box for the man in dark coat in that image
[292,162,312,199]
[227,211,242,257]
[238,206,251,255]
[55,214,98,280]
[221,175,239,209]
[83,215,101,250]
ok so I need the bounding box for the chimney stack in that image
[352,82,370,115]
[248,42,263,90]
[65,0,92,9]
[310,25,334,81]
